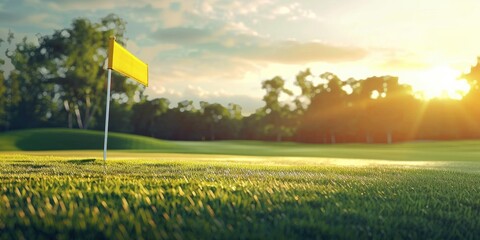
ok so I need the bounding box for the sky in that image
[1,0,480,113]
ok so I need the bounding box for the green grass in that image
[1,129,480,238]
[3,128,480,162]
[0,153,479,239]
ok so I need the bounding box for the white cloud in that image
[298,9,317,20]
[186,85,213,98]
[273,6,291,15]
[194,0,274,19]
[269,2,319,21]
[150,85,182,97]
[224,22,259,36]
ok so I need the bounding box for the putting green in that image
[2,150,479,173]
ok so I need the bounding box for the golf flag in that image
[108,37,148,86]
[104,37,149,161]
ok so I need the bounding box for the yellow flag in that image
[108,37,148,86]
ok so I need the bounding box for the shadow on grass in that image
[66,159,97,164]
[10,163,49,168]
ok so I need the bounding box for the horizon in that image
[2,0,480,113]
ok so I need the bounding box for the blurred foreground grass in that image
[1,153,479,239]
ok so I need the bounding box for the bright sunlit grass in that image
[412,66,471,100]
[0,153,479,239]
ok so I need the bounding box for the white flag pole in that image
[103,68,112,161]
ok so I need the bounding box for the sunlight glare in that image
[413,66,470,100]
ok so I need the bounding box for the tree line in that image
[2,14,480,143]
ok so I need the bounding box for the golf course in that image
[1,128,479,239]
[5,2,480,239]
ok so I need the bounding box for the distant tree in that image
[463,57,480,93]
[297,72,349,143]
[293,69,318,142]
[0,39,6,130]
[131,98,169,137]
[0,80,5,130]
[100,101,133,133]
[240,111,265,140]
[353,76,388,143]
[294,68,315,112]
[321,72,350,143]
[380,76,416,143]
[200,101,230,140]
[261,76,295,141]
[224,103,243,139]
[461,57,480,137]
[160,100,202,140]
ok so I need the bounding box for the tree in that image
[155,100,202,140]
[200,101,230,140]
[4,35,58,130]
[294,68,315,112]
[261,76,296,141]
[0,65,5,130]
[131,98,170,137]
[99,101,133,133]
[37,14,139,129]
[297,72,349,143]
[353,76,388,143]
[240,111,265,140]
[463,57,480,93]
[224,103,243,139]
[0,39,6,130]
[461,57,480,136]
[379,76,415,143]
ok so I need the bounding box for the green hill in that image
[0,128,177,151]
[2,128,480,161]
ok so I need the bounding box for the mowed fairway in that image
[1,129,480,239]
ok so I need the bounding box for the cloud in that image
[238,41,367,64]
[152,27,217,45]
[149,85,182,97]
[273,6,291,15]
[139,18,368,103]
[270,2,318,21]
[380,57,429,71]
[152,53,258,84]
[193,0,274,20]
[0,10,23,23]
[126,40,179,63]
[39,0,137,10]
[0,0,62,31]
[374,50,430,71]
[38,0,191,28]
[0,10,59,29]
[150,24,367,64]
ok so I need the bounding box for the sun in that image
[412,66,471,100]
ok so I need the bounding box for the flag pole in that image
[103,68,112,161]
